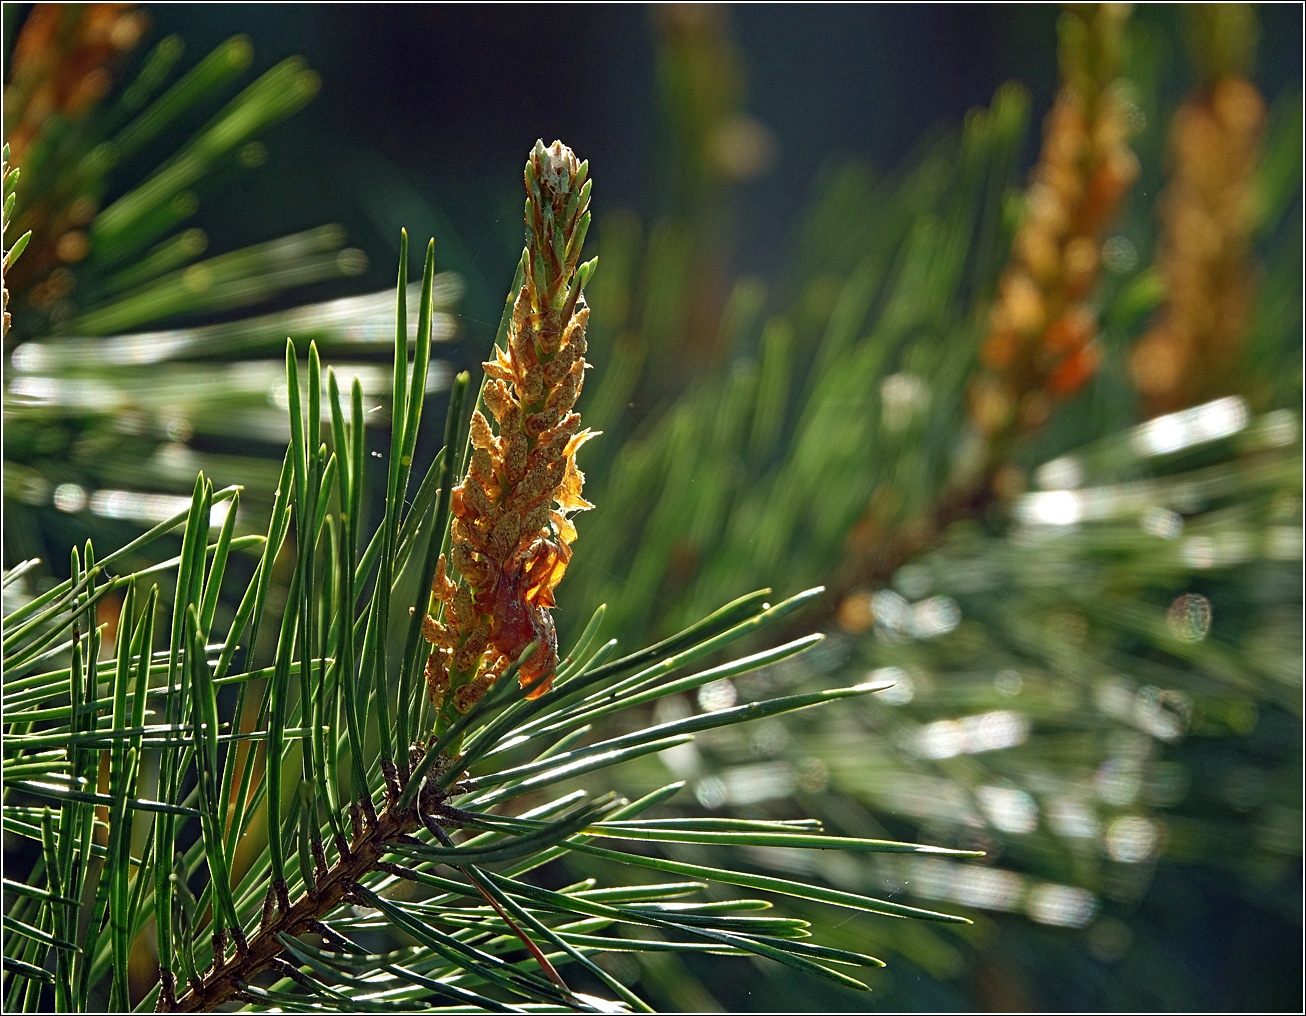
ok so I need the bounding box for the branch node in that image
[272,957,315,992]
[157,970,177,1012]
[209,928,228,975]
[377,859,424,881]
[259,885,277,931]
[309,919,354,953]
[360,792,379,828]
[311,835,330,887]
[381,757,402,806]
[433,803,476,828]
[273,877,291,913]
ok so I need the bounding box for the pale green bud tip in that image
[529,140,584,200]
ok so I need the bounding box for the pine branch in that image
[162,754,452,1013]
[788,473,1000,637]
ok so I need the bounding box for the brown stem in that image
[783,472,999,641]
[161,791,422,1013]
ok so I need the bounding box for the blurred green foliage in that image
[557,4,1302,1010]
[2,4,462,576]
